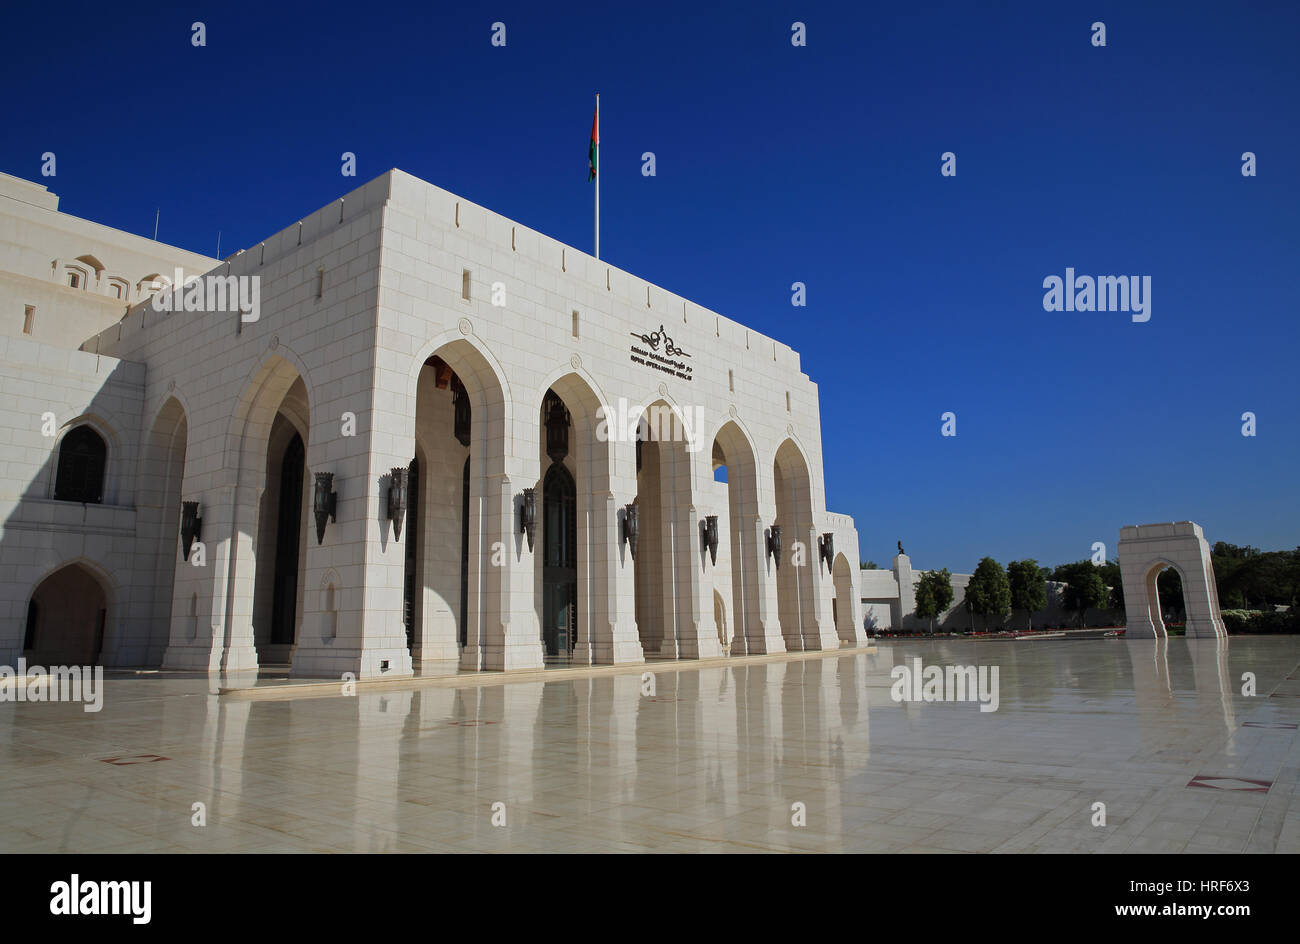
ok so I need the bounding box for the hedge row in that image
[1221,610,1299,635]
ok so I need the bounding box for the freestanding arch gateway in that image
[1117,522,1226,639]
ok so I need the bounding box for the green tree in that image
[1053,561,1108,627]
[965,557,1011,631]
[860,560,879,570]
[1098,559,1124,610]
[1007,559,1047,631]
[914,569,953,633]
[1157,567,1185,621]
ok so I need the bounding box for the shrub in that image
[1223,610,1300,635]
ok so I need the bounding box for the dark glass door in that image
[542,463,577,660]
[271,433,304,646]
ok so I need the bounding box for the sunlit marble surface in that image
[1,637,1296,853]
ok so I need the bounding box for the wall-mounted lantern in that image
[313,472,337,544]
[818,532,835,572]
[388,467,408,540]
[702,515,719,566]
[452,376,471,447]
[623,503,639,560]
[521,487,537,551]
[767,524,782,569]
[180,500,202,561]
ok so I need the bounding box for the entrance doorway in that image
[542,462,577,661]
[270,432,304,647]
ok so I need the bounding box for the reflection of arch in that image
[53,425,107,503]
[24,562,111,665]
[1118,522,1226,639]
[831,553,856,644]
[714,590,728,650]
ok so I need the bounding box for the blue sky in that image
[3,1,1296,573]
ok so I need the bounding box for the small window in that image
[728,369,734,393]
[462,269,471,301]
[67,272,80,288]
[316,267,324,299]
[572,310,579,338]
[23,305,35,335]
[54,425,107,504]
[786,391,791,412]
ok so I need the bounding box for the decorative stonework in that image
[570,354,582,370]
[458,317,472,335]
[658,382,668,397]
[269,335,279,350]
[1118,521,1227,639]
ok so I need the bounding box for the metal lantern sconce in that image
[623,503,639,561]
[180,500,202,561]
[767,524,782,570]
[313,472,337,544]
[702,515,719,566]
[388,467,408,540]
[521,488,537,551]
[818,532,835,572]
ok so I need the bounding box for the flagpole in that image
[595,92,600,261]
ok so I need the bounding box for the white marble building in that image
[0,169,864,678]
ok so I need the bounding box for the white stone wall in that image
[0,168,863,676]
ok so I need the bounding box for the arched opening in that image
[533,372,631,666]
[1149,563,1189,635]
[712,422,761,654]
[54,425,107,503]
[249,374,310,665]
[773,439,816,650]
[25,564,108,665]
[633,400,697,659]
[410,346,498,664]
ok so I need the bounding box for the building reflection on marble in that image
[0,638,1296,853]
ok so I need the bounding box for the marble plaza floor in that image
[1,636,1297,853]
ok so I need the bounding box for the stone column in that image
[892,553,914,632]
